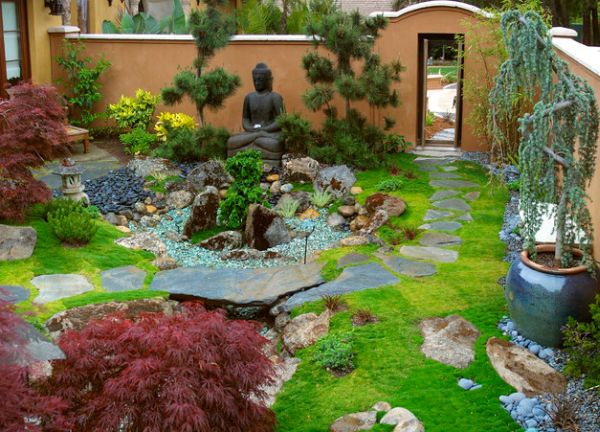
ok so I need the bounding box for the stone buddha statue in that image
[227,63,285,166]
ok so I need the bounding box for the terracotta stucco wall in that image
[27,2,62,85]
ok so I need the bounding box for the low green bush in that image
[46,198,99,246]
[153,125,228,162]
[314,333,355,373]
[107,89,159,130]
[119,128,157,155]
[376,177,403,192]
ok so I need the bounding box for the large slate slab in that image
[414,157,455,165]
[0,285,29,303]
[419,221,462,232]
[442,166,458,172]
[101,266,146,292]
[32,274,94,304]
[424,209,453,221]
[377,254,436,277]
[337,253,370,268]
[429,172,462,179]
[150,261,325,305]
[429,189,460,201]
[432,198,471,212]
[281,262,399,312]
[400,246,458,263]
[430,180,479,189]
[420,232,462,247]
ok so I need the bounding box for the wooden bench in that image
[65,125,89,153]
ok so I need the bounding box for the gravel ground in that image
[84,167,154,214]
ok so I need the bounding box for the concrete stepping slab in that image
[150,262,325,305]
[430,180,479,189]
[376,254,436,277]
[457,213,474,223]
[464,191,481,201]
[337,253,370,268]
[32,274,94,304]
[432,198,471,212]
[442,166,459,172]
[419,221,462,232]
[281,262,399,312]
[101,266,146,292]
[418,164,438,172]
[429,172,462,179]
[400,246,458,263]
[0,285,29,303]
[414,157,456,166]
[420,232,462,247]
[424,209,454,221]
[430,189,460,201]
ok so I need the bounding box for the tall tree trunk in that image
[583,3,592,45]
[281,0,289,34]
[551,0,570,27]
[592,4,600,46]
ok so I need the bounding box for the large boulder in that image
[486,337,566,397]
[166,189,194,209]
[276,191,311,214]
[419,315,480,369]
[186,160,232,191]
[283,156,320,182]
[282,310,331,355]
[127,156,181,178]
[365,193,407,217]
[183,186,220,238]
[380,408,424,432]
[245,204,290,251]
[314,165,356,198]
[199,231,243,251]
[0,224,36,261]
[330,411,377,432]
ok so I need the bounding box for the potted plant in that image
[490,10,600,347]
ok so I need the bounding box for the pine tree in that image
[161,0,241,128]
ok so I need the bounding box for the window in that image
[0,0,29,95]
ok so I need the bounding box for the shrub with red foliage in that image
[0,296,70,431]
[42,302,276,432]
[0,83,68,221]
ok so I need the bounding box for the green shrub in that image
[46,199,99,246]
[219,150,266,229]
[386,133,409,153]
[107,89,160,130]
[277,113,314,154]
[153,125,228,162]
[314,333,355,373]
[563,295,600,391]
[119,128,157,155]
[376,177,403,192]
[276,198,300,218]
[425,110,435,127]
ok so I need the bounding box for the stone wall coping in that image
[552,31,600,77]
[369,1,490,19]
[48,26,81,34]
[65,33,315,43]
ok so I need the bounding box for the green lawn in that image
[428,65,458,82]
[273,154,518,431]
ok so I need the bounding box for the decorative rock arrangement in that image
[419,315,480,369]
[314,164,356,198]
[282,156,320,182]
[282,310,331,354]
[330,403,423,432]
[182,186,220,237]
[84,167,154,214]
[127,156,181,179]
[245,204,291,250]
[0,224,37,261]
[186,159,232,191]
[115,231,166,256]
[499,392,553,431]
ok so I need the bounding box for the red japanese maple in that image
[43,302,276,432]
[0,82,68,221]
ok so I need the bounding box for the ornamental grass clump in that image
[276,198,300,218]
[490,11,599,269]
[310,190,332,208]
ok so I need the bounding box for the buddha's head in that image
[252,63,273,92]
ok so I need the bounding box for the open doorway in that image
[417,34,463,148]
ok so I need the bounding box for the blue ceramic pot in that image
[506,245,600,347]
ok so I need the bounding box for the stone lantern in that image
[53,158,90,204]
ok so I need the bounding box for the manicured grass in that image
[428,65,458,82]
[274,154,518,431]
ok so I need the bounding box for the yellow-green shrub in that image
[154,112,197,141]
[108,89,160,130]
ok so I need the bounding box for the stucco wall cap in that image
[48,26,80,34]
[549,27,578,38]
[369,1,491,19]
[71,33,315,42]
[552,37,600,77]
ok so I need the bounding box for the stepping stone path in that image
[429,171,462,179]
[419,221,462,232]
[337,253,370,268]
[432,198,471,212]
[429,189,460,201]
[376,254,437,277]
[430,179,479,189]
[399,246,458,263]
[32,274,94,304]
[423,209,453,221]
[419,232,462,247]
[420,315,480,369]
[101,266,146,292]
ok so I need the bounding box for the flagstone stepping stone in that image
[0,285,29,303]
[418,221,462,232]
[419,232,462,247]
[32,274,94,304]
[414,157,455,165]
[400,246,458,263]
[457,213,474,222]
[424,209,453,221]
[337,253,370,268]
[101,266,146,292]
[280,262,399,312]
[433,198,471,212]
[429,171,462,179]
[429,189,460,201]
[377,254,436,277]
[430,179,479,189]
[150,261,325,305]
[464,191,481,201]
[417,164,438,172]
[442,166,458,172]
[420,315,480,369]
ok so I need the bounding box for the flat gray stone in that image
[433,198,471,212]
[442,166,458,172]
[338,253,370,268]
[9,321,65,364]
[430,179,479,189]
[377,254,436,277]
[101,266,146,292]
[420,232,462,247]
[414,157,455,165]
[400,246,458,263]
[418,164,438,172]
[429,189,460,201]
[424,209,453,221]
[281,263,399,312]
[429,171,462,179]
[0,285,29,303]
[32,274,94,304]
[150,262,325,305]
[464,191,481,201]
[457,213,474,222]
[418,221,462,232]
